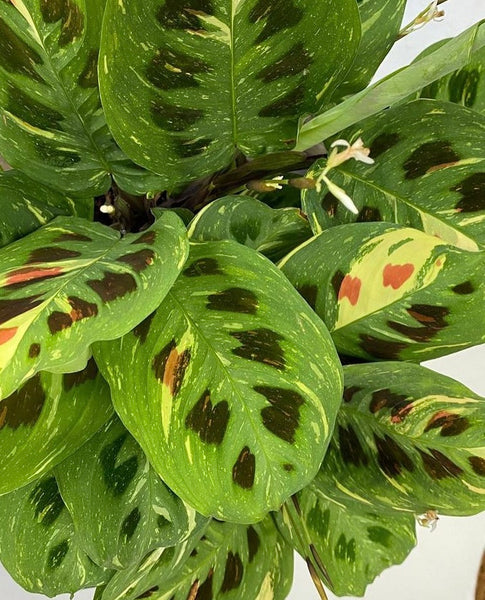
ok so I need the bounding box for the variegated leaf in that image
[0,474,112,596]
[0,212,188,400]
[280,223,485,362]
[99,0,360,189]
[416,40,485,115]
[56,416,206,570]
[0,170,91,248]
[301,100,485,249]
[95,241,343,522]
[188,196,311,261]
[0,0,165,195]
[332,0,407,100]
[0,358,112,495]
[318,362,485,516]
[278,489,416,597]
[295,20,485,151]
[96,518,293,600]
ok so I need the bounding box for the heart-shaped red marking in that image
[0,327,18,345]
[383,263,415,290]
[338,275,362,306]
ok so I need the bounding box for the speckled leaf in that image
[332,0,407,100]
[279,488,416,596]
[0,474,112,596]
[416,40,485,115]
[0,212,188,400]
[99,0,360,190]
[296,20,485,151]
[56,416,205,570]
[95,241,342,522]
[96,518,293,600]
[188,196,312,261]
[318,362,485,516]
[301,100,485,249]
[0,359,112,495]
[0,0,166,195]
[0,170,92,249]
[280,223,485,362]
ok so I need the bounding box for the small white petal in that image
[331,139,351,149]
[100,204,115,214]
[324,177,359,214]
[354,152,375,165]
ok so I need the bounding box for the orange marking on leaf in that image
[338,275,362,306]
[383,263,414,290]
[7,267,64,286]
[163,347,182,395]
[436,259,443,266]
[0,327,18,345]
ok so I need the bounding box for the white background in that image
[1,1,484,598]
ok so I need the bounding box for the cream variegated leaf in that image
[99,0,361,189]
[0,474,113,596]
[301,100,485,249]
[280,223,485,362]
[95,240,342,522]
[0,359,112,494]
[95,518,293,600]
[0,170,91,249]
[0,212,188,400]
[188,196,312,261]
[56,416,207,570]
[0,0,165,195]
[319,362,485,516]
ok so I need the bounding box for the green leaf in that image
[99,0,360,189]
[280,223,485,362]
[56,416,206,570]
[0,170,91,248]
[319,362,485,516]
[301,100,485,249]
[0,212,188,400]
[0,0,165,196]
[295,20,485,151]
[188,196,312,261]
[0,358,112,495]
[0,474,112,596]
[279,490,416,597]
[95,241,343,522]
[416,40,485,115]
[96,518,293,600]
[332,0,407,99]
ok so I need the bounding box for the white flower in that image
[328,137,375,169]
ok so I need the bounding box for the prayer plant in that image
[0,0,484,598]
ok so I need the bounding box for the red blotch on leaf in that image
[0,327,18,345]
[7,267,64,286]
[338,275,362,306]
[383,263,415,290]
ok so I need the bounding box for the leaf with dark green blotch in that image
[301,100,485,249]
[278,486,416,596]
[280,222,485,362]
[0,362,112,494]
[332,0,407,99]
[188,196,312,261]
[0,0,167,195]
[318,362,485,516]
[56,417,205,570]
[0,213,188,400]
[0,171,91,248]
[0,474,112,596]
[296,21,485,151]
[95,240,342,522]
[95,518,292,600]
[99,0,360,189]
